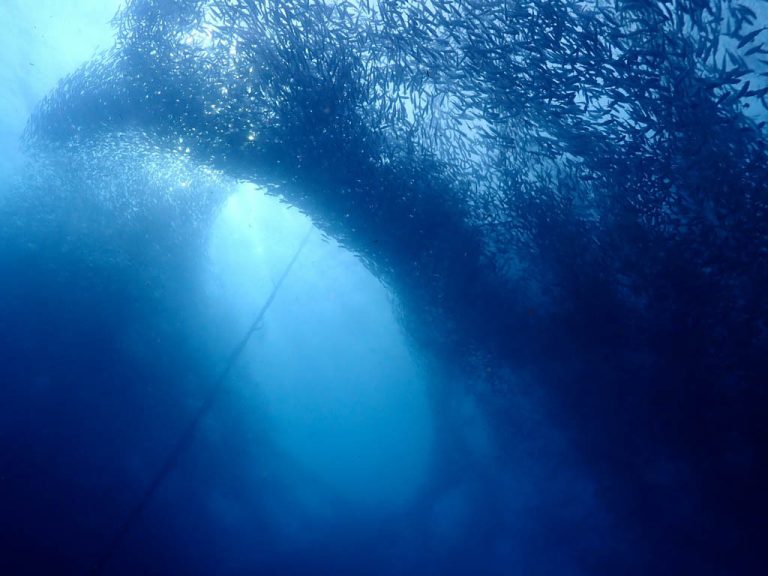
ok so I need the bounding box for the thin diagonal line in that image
[91,226,313,575]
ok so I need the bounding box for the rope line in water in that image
[91,227,313,574]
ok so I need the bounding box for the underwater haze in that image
[1,1,767,575]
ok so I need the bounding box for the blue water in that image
[1,1,767,574]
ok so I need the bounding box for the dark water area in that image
[2,1,768,575]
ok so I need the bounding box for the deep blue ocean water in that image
[1,1,767,575]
